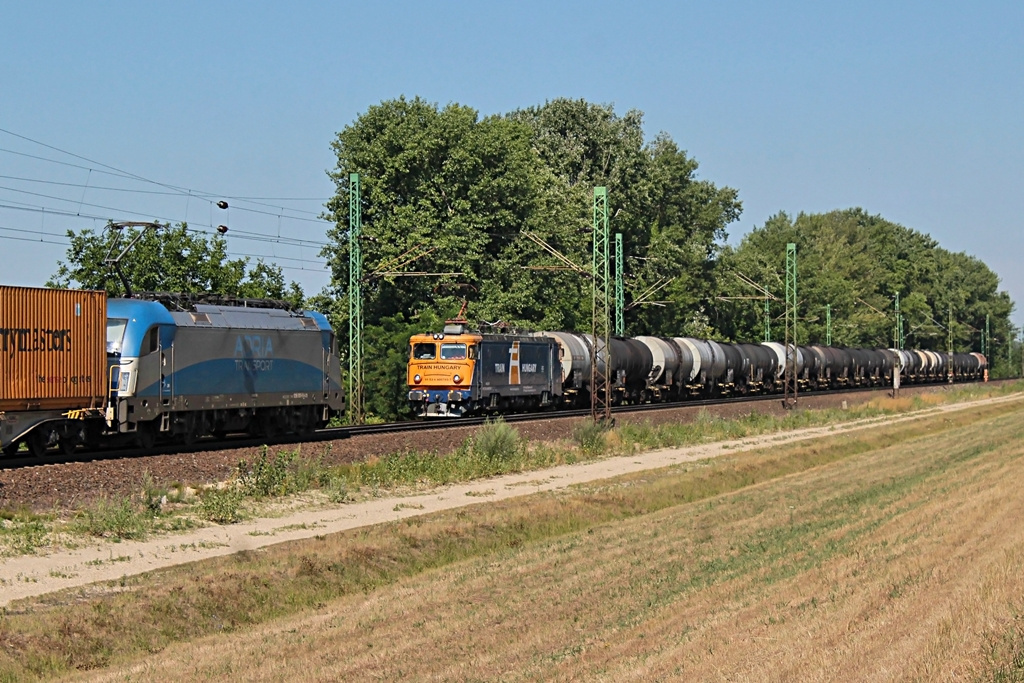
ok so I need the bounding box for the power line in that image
[0,200,332,249]
[0,174,327,204]
[0,128,331,219]
[0,175,328,224]
[0,229,329,274]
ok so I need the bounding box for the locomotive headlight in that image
[413,374,422,384]
[453,374,462,384]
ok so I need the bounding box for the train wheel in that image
[58,436,76,456]
[27,431,49,458]
[259,414,280,440]
[177,414,200,447]
[135,423,156,450]
[296,408,318,437]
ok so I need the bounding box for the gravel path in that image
[2,388,1019,608]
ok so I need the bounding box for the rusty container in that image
[0,286,107,411]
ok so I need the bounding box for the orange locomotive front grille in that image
[408,360,474,388]
[408,331,480,391]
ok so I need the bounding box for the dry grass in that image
[6,398,1024,681]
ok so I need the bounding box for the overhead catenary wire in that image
[0,128,337,281]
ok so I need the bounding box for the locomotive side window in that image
[440,343,467,360]
[468,345,477,360]
[142,327,159,355]
[412,343,436,360]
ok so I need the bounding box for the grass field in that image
[3,392,1024,680]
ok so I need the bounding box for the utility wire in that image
[0,128,331,219]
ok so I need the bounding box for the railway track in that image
[0,379,1012,513]
[2,379,1004,472]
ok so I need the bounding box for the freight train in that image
[407,320,988,417]
[0,286,344,456]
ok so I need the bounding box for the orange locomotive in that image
[407,320,561,417]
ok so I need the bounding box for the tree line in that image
[50,96,1018,420]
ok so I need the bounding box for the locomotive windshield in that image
[412,342,436,360]
[440,343,467,360]
[107,318,128,355]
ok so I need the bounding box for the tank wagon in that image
[407,324,988,417]
[1,287,344,455]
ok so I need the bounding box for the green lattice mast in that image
[948,305,954,383]
[763,294,770,342]
[591,187,612,423]
[784,243,798,408]
[614,233,624,336]
[348,173,364,424]
[826,303,832,346]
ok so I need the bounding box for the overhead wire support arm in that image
[627,277,672,310]
[733,271,777,299]
[371,271,464,278]
[733,270,776,342]
[369,245,438,276]
[523,231,588,275]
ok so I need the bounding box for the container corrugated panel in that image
[0,286,107,411]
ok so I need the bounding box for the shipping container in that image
[0,286,107,411]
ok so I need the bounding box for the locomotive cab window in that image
[412,343,436,360]
[440,343,467,360]
[107,318,128,355]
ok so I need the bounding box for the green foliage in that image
[71,497,149,541]
[198,487,245,524]
[238,447,298,498]
[0,514,50,555]
[323,476,352,504]
[471,418,524,468]
[572,419,607,456]
[363,312,437,421]
[717,209,1015,356]
[323,97,745,417]
[48,221,303,305]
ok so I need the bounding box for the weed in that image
[238,446,297,498]
[472,418,524,469]
[199,487,245,524]
[140,471,166,513]
[573,419,607,456]
[71,497,148,541]
[325,476,352,504]
[0,518,50,555]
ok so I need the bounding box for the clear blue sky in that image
[3,1,1022,330]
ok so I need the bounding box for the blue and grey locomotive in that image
[106,295,344,447]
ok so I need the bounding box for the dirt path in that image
[3,392,1022,607]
